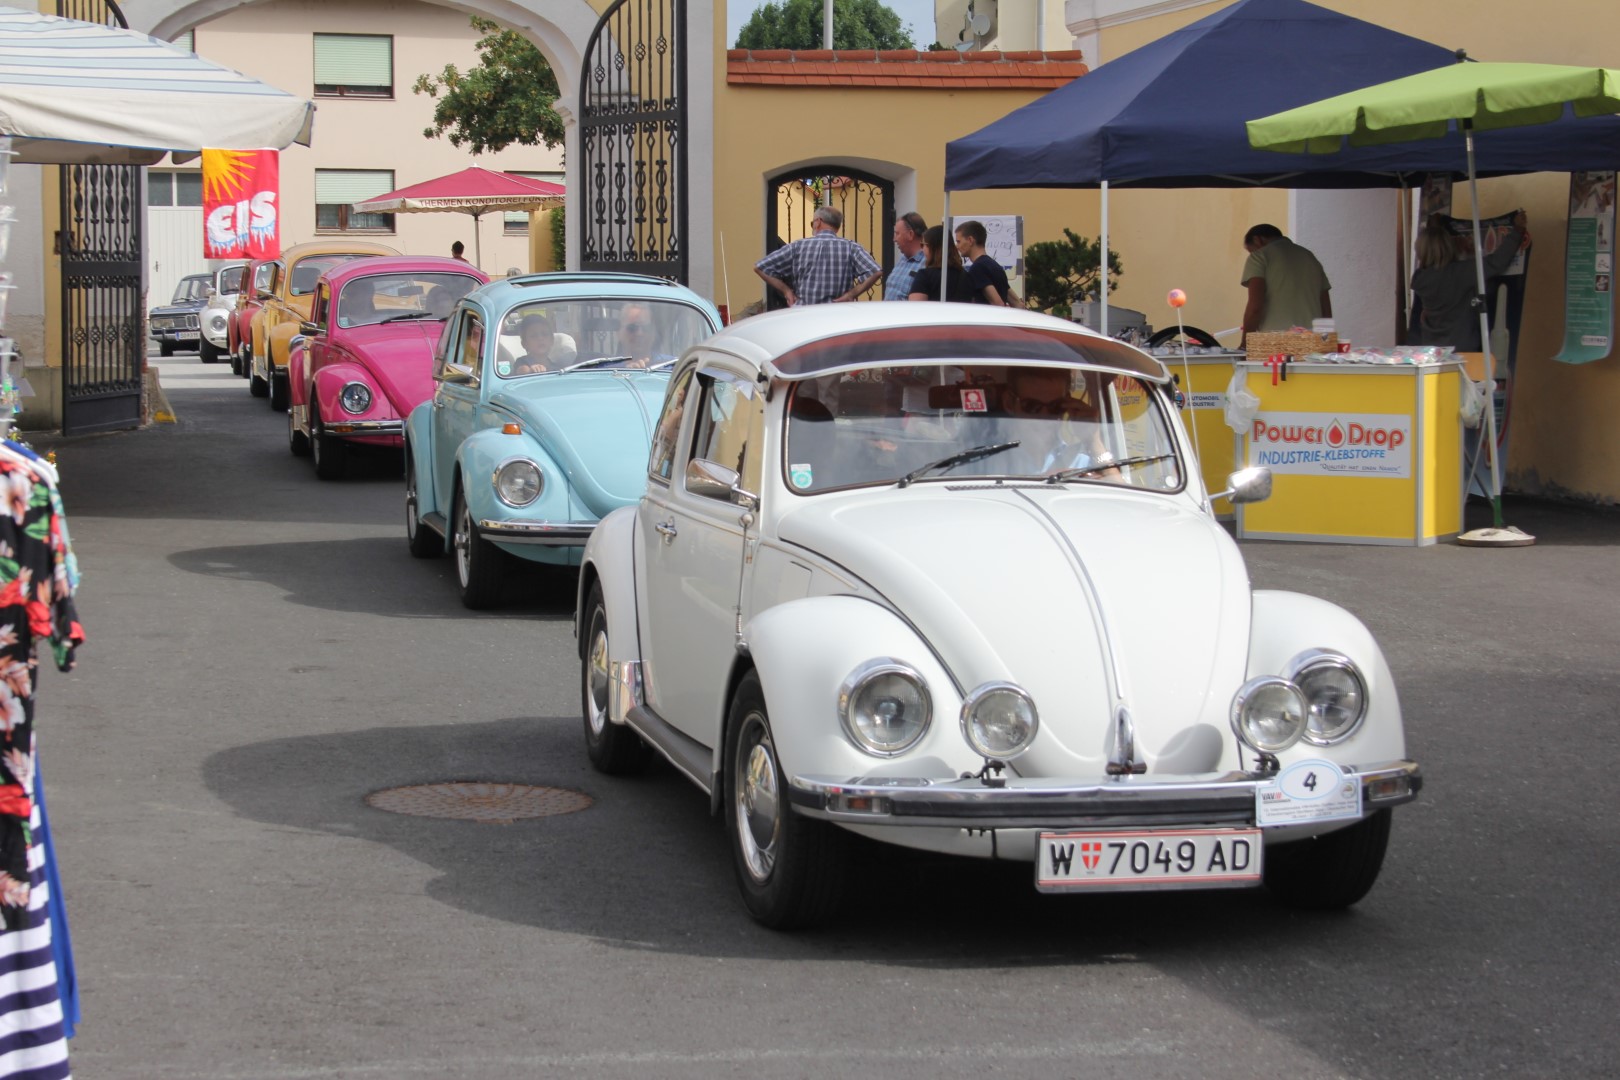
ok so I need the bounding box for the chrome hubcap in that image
[586,626,610,736]
[454,500,472,586]
[735,713,780,882]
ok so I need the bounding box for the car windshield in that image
[491,298,714,378]
[290,254,371,296]
[173,275,210,302]
[783,363,1185,494]
[335,272,482,329]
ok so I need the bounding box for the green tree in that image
[736,0,914,50]
[1024,229,1124,320]
[412,17,563,155]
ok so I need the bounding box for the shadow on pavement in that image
[169,536,578,619]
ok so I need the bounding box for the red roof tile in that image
[725,47,1087,89]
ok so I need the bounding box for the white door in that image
[146,206,204,309]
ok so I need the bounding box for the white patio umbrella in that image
[0,6,314,165]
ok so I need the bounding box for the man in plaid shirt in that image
[755,206,883,306]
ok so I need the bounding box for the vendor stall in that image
[1149,345,1247,518]
[1234,355,1466,545]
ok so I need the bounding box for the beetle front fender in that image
[1249,590,1405,765]
[313,361,396,422]
[405,403,438,516]
[454,427,570,527]
[577,505,640,660]
[742,596,976,784]
[268,321,300,371]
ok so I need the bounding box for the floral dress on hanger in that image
[0,449,83,1080]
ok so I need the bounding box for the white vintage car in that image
[578,304,1421,928]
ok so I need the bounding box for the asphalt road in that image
[28,351,1620,1079]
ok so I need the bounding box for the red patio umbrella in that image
[351,164,565,270]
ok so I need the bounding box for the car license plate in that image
[176,331,198,340]
[1035,828,1262,892]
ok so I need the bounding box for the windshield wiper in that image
[563,355,634,372]
[897,441,1020,488]
[1045,453,1176,483]
[379,311,438,324]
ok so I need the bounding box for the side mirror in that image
[440,361,479,386]
[1216,466,1272,505]
[686,458,758,508]
[299,321,321,335]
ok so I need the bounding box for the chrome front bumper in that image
[323,419,403,436]
[477,519,595,545]
[787,760,1421,830]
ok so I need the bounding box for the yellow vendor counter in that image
[1231,359,1467,546]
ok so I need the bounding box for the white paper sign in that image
[1256,759,1362,826]
[1248,411,1411,478]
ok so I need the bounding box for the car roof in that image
[471,272,722,317]
[281,239,400,263]
[698,303,1172,384]
[323,255,489,288]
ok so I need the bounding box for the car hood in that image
[488,372,667,517]
[151,298,205,317]
[773,487,1252,774]
[339,322,445,412]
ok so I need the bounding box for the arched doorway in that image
[763,167,895,310]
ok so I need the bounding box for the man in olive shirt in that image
[1240,224,1331,342]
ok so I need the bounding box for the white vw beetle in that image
[578,304,1421,928]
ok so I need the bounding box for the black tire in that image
[230,349,243,376]
[404,448,443,558]
[1264,808,1392,910]
[723,671,848,929]
[288,405,310,457]
[450,484,505,609]
[249,362,269,397]
[268,371,289,412]
[580,582,653,774]
[158,341,175,358]
[200,339,222,364]
[238,345,252,378]
[310,401,348,480]
[1147,324,1221,348]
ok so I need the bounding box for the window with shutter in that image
[314,169,396,233]
[313,34,393,98]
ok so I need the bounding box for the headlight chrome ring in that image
[339,382,372,415]
[1284,649,1368,745]
[838,658,931,757]
[960,682,1039,761]
[493,457,543,508]
[1230,675,1308,755]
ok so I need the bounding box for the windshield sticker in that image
[961,388,988,412]
[789,463,814,488]
[495,360,512,377]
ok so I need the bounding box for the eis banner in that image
[202,148,279,259]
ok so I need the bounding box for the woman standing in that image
[907,226,972,303]
[1411,211,1528,349]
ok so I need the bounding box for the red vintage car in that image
[230,258,278,378]
[287,256,489,479]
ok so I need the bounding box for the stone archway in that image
[125,0,715,288]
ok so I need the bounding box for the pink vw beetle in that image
[288,256,489,479]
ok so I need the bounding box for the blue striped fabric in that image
[0,802,70,1079]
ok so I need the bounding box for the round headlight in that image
[839,659,930,756]
[1230,676,1308,754]
[207,312,228,333]
[1287,651,1368,745]
[960,682,1039,761]
[339,382,372,414]
[494,458,543,507]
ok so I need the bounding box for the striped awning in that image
[0,7,314,165]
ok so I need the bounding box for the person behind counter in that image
[1410,211,1528,350]
[1239,224,1331,342]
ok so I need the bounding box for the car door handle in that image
[655,519,678,543]
[432,398,444,409]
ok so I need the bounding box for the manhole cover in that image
[365,783,592,823]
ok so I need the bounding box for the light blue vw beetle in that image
[404,273,722,607]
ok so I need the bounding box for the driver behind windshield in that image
[337,279,377,327]
[996,367,1116,477]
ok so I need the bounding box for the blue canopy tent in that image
[942,0,1620,326]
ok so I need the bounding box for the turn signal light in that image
[829,793,890,815]
[1366,775,1412,803]
[502,423,522,435]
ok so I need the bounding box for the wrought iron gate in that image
[577,0,688,282]
[764,169,894,310]
[56,0,144,435]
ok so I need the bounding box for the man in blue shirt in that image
[755,206,883,307]
[883,211,928,302]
